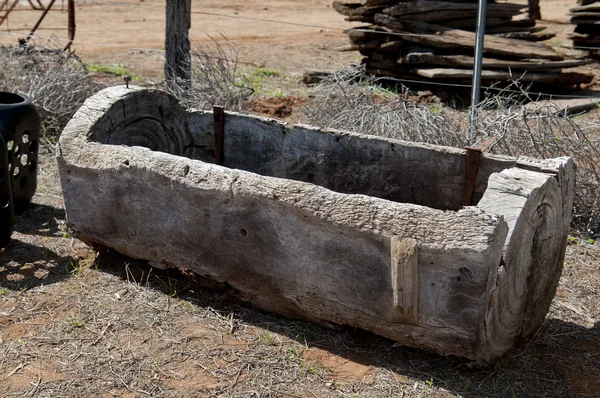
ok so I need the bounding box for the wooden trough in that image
[57,87,574,364]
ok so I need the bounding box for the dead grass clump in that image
[301,65,600,236]
[168,36,254,112]
[0,45,99,138]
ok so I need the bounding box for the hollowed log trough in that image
[57,87,574,364]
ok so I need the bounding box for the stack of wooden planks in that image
[333,0,593,90]
[569,0,600,57]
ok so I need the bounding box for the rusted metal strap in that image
[213,106,225,166]
[25,0,57,43]
[0,0,19,27]
[464,136,498,206]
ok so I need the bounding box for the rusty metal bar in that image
[25,0,57,43]
[213,106,225,166]
[0,0,9,12]
[63,0,75,51]
[0,0,20,27]
[27,0,43,10]
[463,136,498,206]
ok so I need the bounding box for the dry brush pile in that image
[0,45,98,138]
[300,64,600,236]
[168,37,254,113]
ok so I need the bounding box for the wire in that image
[2,3,600,102]
[77,0,600,51]
[2,29,600,101]
[0,29,166,52]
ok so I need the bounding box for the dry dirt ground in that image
[1,0,600,397]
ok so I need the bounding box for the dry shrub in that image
[168,36,254,112]
[301,64,600,236]
[0,45,99,138]
[300,64,466,147]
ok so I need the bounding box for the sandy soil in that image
[1,0,361,81]
[0,0,592,81]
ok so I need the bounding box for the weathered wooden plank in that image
[570,16,600,24]
[571,3,600,12]
[485,19,546,34]
[525,94,600,115]
[332,2,383,17]
[374,15,563,60]
[381,1,524,24]
[391,237,418,325]
[494,31,555,41]
[444,17,510,30]
[383,0,525,17]
[400,52,592,70]
[569,11,600,17]
[335,40,382,51]
[412,68,593,84]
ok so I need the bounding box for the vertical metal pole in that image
[468,0,488,144]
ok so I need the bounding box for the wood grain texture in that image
[411,68,592,84]
[165,0,191,90]
[391,237,418,325]
[476,160,575,362]
[374,14,563,60]
[401,52,591,70]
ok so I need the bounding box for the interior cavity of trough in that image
[57,87,575,364]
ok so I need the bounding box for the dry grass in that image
[0,45,99,138]
[301,65,600,236]
[168,36,254,113]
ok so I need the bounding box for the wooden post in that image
[165,0,191,90]
[528,0,541,20]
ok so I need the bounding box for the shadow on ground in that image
[95,250,600,398]
[0,204,83,290]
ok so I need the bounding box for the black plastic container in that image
[0,133,15,248]
[0,92,40,210]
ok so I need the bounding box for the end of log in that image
[475,158,575,363]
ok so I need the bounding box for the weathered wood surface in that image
[400,52,592,70]
[412,68,593,84]
[332,2,383,17]
[478,160,574,359]
[330,2,597,87]
[571,3,600,12]
[445,18,536,31]
[188,112,471,211]
[58,87,574,364]
[374,15,563,60]
[570,1,600,56]
[391,237,419,325]
[525,94,600,115]
[383,0,524,22]
[164,0,191,90]
[494,31,555,41]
